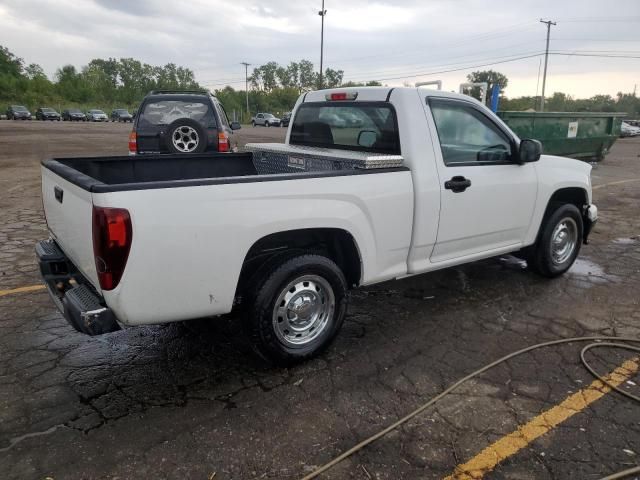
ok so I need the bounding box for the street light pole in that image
[241,62,251,121]
[318,0,327,89]
[539,19,556,112]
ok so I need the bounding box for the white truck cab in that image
[38,87,597,364]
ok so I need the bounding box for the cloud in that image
[0,0,638,97]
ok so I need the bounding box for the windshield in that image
[90,110,105,114]
[264,114,275,118]
[290,102,400,154]
[13,106,28,112]
[115,109,129,114]
[69,109,82,114]
[42,108,54,112]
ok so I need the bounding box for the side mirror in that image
[518,139,542,164]
[230,121,241,131]
[357,130,377,148]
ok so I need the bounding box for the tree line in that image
[0,45,200,112]
[1,44,638,120]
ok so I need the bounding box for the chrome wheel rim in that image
[551,217,578,265]
[172,125,199,152]
[272,275,335,347]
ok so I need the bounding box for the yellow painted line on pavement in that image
[593,178,640,190]
[0,284,46,297]
[443,357,640,480]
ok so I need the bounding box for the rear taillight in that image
[218,132,230,152]
[128,131,137,153]
[92,206,132,291]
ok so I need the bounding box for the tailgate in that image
[41,166,99,289]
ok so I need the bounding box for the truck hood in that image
[538,154,592,176]
[536,154,593,203]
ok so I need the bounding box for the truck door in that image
[426,97,537,263]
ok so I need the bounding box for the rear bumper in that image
[36,239,120,335]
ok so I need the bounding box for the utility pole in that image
[241,62,251,121]
[318,0,327,89]
[539,19,556,112]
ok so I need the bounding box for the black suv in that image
[62,109,86,121]
[6,105,32,120]
[111,109,133,122]
[281,112,292,127]
[36,107,61,121]
[130,90,240,154]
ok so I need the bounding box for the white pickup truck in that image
[38,87,597,363]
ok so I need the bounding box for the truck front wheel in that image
[248,254,348,364]
[528,203,583,278]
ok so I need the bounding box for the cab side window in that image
[430,99,512,166]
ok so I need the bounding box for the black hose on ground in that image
[300,336,640,480]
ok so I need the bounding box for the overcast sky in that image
[1,0,639,98]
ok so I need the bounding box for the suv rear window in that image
[140,100,215,127]
[290,102,400,154]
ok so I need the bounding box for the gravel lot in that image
[0,121,639,479]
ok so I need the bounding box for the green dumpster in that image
[498,111,626,161]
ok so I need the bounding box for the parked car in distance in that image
[129,89,240,155]
[252,112,281,127]
[62,109,86,121]
[111,109,133,122]
[6,105,32,120]
[86,109,108,122]
[280,111,292,127]
[38,86,598,364]
[36,107,61,121]
[621,121,640,137]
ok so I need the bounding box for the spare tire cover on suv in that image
[165,118,208,154]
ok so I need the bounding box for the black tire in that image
[252,121,256,127]
[165,118,207,154]
[265,122,270,127]
[247,254,348,365]
[528,203,583,278]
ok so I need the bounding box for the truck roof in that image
[303,86,483,105]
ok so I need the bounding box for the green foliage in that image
[501,91,640,116]
[467,70,509,92]
[0,45,201,111]
[249,59,344,94]
[2,46,637,120]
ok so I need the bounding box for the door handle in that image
[444,176,472,193]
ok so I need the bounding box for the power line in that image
[557,16,640,23]
[340,49,545,80]
[328,20,539,67]
[343,51,640,85]
[549,52,640,59]
[198,50,640,89]
[346,53,545,83]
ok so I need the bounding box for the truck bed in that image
[41,150,414,326]
[42,152,407,193]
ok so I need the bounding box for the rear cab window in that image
[290,102,400,154]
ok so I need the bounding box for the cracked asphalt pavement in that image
[0,121,639,479]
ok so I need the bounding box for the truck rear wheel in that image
[528,203,583,278]
[247,254,348,365]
